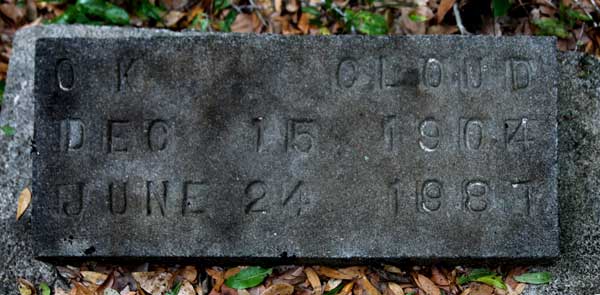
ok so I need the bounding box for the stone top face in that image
[32,35,559,261]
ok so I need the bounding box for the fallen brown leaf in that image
[81,271,108,285]
[304,267,322,295]
[386,283,404,295]
[16,187,31,221]
[223,267,241,279]
[469,284,493,295]
[179,266,198,283]
[164,10,185,27]
[337,267,367,278]
[338,282,354,295]
[180,280,197,295]
[298,13,311,34]
[358,276,381,295]
[231,13,256,33]
[387,283,404,295]
[273,267,306,285]
[73,282,93,295]
[262,283,294,295]
[383,266,403,275]
[222,285,238,295]
[436,0,455,23]
[413,274,440,295]
[96,271,116,294]
[430,267,449,286]
[316,267,356,280]
[505,267,527,290]
[206,268,225,292]
[0,3,25,24]
[131,272,173,295]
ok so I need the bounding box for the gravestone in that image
[31,34,559,262]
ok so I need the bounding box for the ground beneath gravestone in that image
[15,263,550,295]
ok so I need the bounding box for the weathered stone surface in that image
[12,25,600,294]
[31,31,559,261]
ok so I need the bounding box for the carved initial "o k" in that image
[56,59,75,91]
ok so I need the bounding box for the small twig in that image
[247,0,268,28]
[453,3,470,35]
[543,0,556,9]
[591,0,600,17]
[576,23,586,51]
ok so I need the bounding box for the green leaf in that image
[324,283,344,295]
[190,14,211,31]
[405,292,416,295]
[166,281,182,295]
[137,0,165,21]
[564,7,592,22]
[456,268,496,285]
[51,0,129,25]
[514,272,552,284]
[408,11,428,22]
[1,125,16,136]
[104,6,130,25]
[0,80,5,107]
[218,9,238,32]
[214,0,231,14]
[302,6,321,17]
[77,0,107,17]
[473,275,506,289]
[492,0,511,17]
[344,9,388,35]
[39,282,51,295]
[533,18,570,38]
[51,5,90,24]
[224,267,272,289]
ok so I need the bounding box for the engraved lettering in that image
[245,181,268,214]
[61,119,84,151]
[462,119,484,150]
[57,183,84,216]
[283,181,306,216]
[464,180,488,212]
[511,181,533,216]
[146,181,168,216]
[117,58,140,93]
[383,115,399,152]
[505,118,537,148]
[56,59,75,91]
[147,120,169,151]
[337,58,358,88]
[183,181,208,215]
[423,58,442,88]
[464,58,482,88]
[109,182,127,215]
[390,179,401,215]
[419,180,443,212]
[253,117,264,153]
[107,120,131,153]
[419,118,440,152]
[286,119,315,153]
[509,60,531,90]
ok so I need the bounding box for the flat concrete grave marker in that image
[33,35,559,262]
